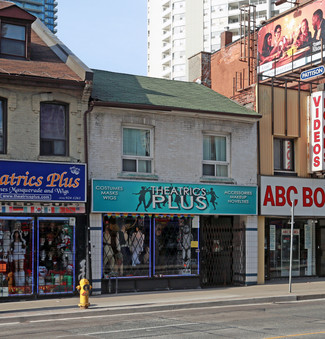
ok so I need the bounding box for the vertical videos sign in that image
[310,91,325,172]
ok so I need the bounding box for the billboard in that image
[258,0,325,78]
[0,160,86,202]
[92,179,257,215]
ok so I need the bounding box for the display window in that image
[154,216,198,276]
[37,217,75,294]
[102,215,151,278]
[0,217,34,296]
[102,215,199,279]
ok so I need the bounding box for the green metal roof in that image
[91,69,259,117]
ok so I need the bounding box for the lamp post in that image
[288,200,296,293]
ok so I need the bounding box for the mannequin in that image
[10,230,26,287]
[129,226,144,266]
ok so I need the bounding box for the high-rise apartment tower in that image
[10,0,57,33]
[147,0,293,81]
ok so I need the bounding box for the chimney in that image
[220,30,233,48]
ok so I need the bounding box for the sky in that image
[56,1,147,76]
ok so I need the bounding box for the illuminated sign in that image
[92,179,257,215]
[261,176,325,216]
[284,140,292,170]
[310,91,325,172]
[0,160,86,202]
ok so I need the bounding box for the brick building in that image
[87,70,260,294]
[0,1,92,298]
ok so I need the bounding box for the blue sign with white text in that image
[92,180,257,215]
[0,160,86,202]
[300,65,325,80]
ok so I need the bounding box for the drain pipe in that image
[84,99,94,283]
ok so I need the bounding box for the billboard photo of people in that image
[258,0,325,78]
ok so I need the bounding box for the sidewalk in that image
[1,279,325,323]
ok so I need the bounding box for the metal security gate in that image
[200,216,245,287]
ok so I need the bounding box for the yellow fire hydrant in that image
[76,278,92,309]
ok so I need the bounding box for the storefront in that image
[91,179,257,293]
[0,160,87,298]
[261,176,325,280]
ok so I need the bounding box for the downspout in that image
[84,99,94,283]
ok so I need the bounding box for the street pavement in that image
[1,278,325,323]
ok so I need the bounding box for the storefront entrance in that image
[316,222,325,277]
[200,216,236,287]
[265,218,319,280]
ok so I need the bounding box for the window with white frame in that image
[122,127,152,173]
[203,135,229,177]
[274,138,294,172]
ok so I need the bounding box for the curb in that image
[0,293,325,324]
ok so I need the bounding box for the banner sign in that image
[310,91,325,172]
[92,179,257,215]
[0,160,86,202]
[258,1,325,78]
[261,176,325,216]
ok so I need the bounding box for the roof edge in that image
[92,100,261,120]
[32,19,93,82]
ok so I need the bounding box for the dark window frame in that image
[40,102,69,157]
[0,97,7,154]
[274,138,295,173]
[0,19,30,59]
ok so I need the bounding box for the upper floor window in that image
[40,103,68,156]
[122,127,152,173]
[274,138,294,172]
[0,98,6,154]
[0,23,26,58]
[203,135,229,177]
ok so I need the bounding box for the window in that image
[122,127,152,173]
[203,135,229,177]
[0,98,6,154]
[274,138,294,172]
[0,217,34,297]
[38,218,75,294]
[40,103,68,156]
[102,215,199,279]
[0,23,26,57]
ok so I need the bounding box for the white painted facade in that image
[88,105,259,293]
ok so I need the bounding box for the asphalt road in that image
[2,298,325,338]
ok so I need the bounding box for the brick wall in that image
[0,84,88,163]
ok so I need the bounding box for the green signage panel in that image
[92,180,257,215]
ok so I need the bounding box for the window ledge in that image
[274,171,297,177]
[200,176,236,184]
[38,155,78,163]
[117,172,159,181]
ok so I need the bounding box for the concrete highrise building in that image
[147,0,293,81]
[10,0,57,33]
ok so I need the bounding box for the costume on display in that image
[10,230,26,287]
[129,226,144,266]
